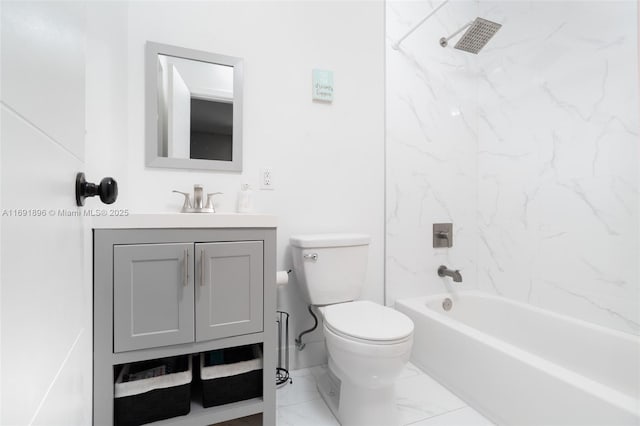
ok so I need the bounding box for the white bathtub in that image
[395,291,640,426]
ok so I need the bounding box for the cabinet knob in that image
[75,172,118,206]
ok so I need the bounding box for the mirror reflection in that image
[157,55,233,161]
[146,42,243,172]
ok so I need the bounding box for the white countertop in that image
[92,213,277,229]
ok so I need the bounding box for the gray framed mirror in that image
[145,42,244,171]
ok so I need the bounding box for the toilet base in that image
[339,380,400,426]
[317,364,401,426]
[317,367,341,420]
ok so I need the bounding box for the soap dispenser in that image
[237,184,254,213]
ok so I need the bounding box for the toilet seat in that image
[320,300,414,344]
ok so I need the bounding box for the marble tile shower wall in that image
[475,1,639,335]
[386,0,639,335]
[386,0,481,303]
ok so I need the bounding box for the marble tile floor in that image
[220,363,494,425]
[277,363,493,426]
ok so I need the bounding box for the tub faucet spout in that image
[438,265,462,282]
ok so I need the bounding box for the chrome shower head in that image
[440,18,502,54]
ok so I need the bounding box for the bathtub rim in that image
[398,290,639,343]
[395,290,640,417]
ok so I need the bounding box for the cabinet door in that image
[195,241,263,341]
[113,243,194,352]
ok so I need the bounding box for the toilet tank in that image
[290,233,370,306]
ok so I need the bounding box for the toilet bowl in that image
[320,300,413,426]
[290,234,414,426]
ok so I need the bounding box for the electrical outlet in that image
[260,168,274,190]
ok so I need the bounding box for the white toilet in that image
[290,233,414,426]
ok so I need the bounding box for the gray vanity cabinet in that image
[114,243,195,352]
[196,241,263,341]
[93,227,276,426]
[113,241,263,352]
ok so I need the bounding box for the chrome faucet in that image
[193,184,204,210]
[438,265,462,282]
[173,185,222,213]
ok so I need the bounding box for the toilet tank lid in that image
[290,233,370,248]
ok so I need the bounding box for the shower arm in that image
[392,0,449,50]
[439,20,475,47]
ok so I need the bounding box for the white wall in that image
[386,0,639,335]
[86,1,385,368]
[86,3,129,208]
[476,0,639,335]
[385,0,480,304]
[0,2,3,419]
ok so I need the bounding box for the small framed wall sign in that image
[312,69,334,102]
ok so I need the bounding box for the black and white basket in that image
[114,355,192,426]
[200,345,263,408]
